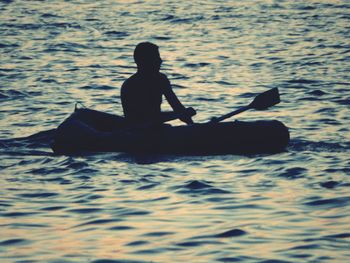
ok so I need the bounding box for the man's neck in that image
[137,68,160,76]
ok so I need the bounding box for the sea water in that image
[1,0,349,262]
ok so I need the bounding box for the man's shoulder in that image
[123,73,138,84]
[159,72,168,79]
[122,74,138,89]
[159,73,170,84]
[122,72,169,89]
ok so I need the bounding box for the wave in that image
[289,139,350,153]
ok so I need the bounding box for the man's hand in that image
[179,107,196,125]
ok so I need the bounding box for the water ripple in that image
[0,238,29,246]
[1,0,350,262]
[304,197,350,207]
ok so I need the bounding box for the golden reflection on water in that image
[1,178,350,262]
[1,0,350,261]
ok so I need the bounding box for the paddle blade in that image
[250,88,280,110]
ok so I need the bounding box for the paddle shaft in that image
[209,105,251,123]
[160,111,185,123]
[129,108,196,129]
[209,88,280,123]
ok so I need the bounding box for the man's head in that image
[134,42,162,72]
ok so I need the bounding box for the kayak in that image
[51,108,290,155]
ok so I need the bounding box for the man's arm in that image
[161,75,195,125]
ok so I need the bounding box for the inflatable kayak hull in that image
[51,109,290,155]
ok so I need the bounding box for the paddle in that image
[160,107,196,124]
[126,107,196,130]
[209,88,280,123]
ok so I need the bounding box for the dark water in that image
[1,0,350,262]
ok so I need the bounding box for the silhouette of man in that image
[121,42,195,127]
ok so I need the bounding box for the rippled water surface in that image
[1,0,350,262]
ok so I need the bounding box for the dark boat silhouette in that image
[51,108,290,155]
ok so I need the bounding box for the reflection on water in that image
[1,0,350,262]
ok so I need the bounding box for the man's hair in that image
[133,42,159,65]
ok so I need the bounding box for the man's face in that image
[147,50,162,72]
[137,49,162,73]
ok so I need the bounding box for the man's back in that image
[121,72,169,124]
